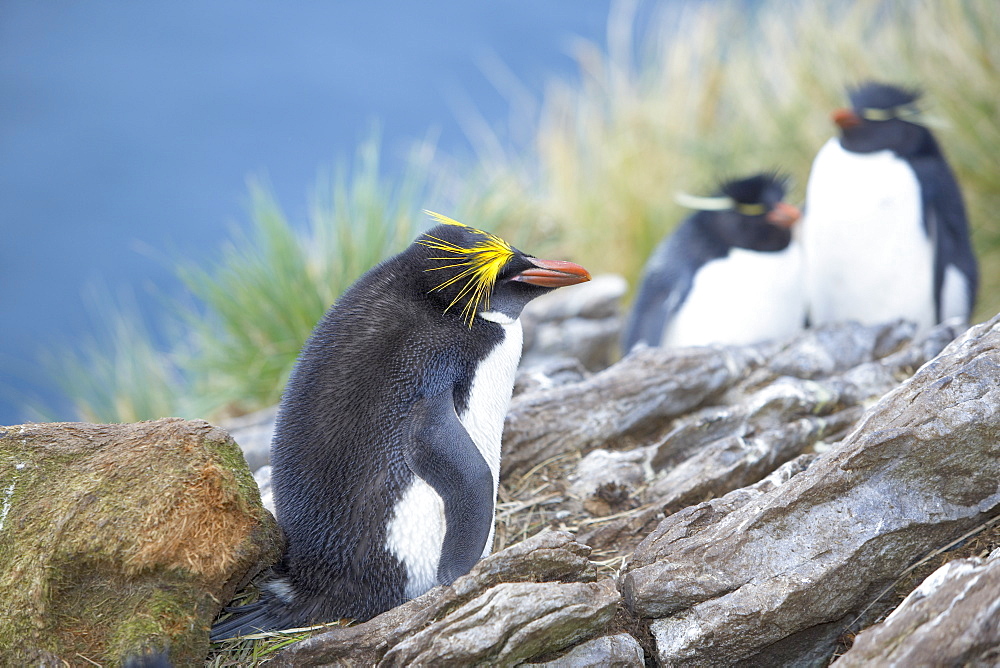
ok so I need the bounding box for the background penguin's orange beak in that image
[832,108,862,129]
[766,201,802,228]
[512,258,591,287]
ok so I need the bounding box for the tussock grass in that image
[179,138,433,418]
[39,289,190,423]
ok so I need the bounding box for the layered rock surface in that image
[268,531,621,667]
[620,316,1000,664]
[261,298,999,666]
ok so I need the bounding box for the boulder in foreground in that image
[0,418,282,667]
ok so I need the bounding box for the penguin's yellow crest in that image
[418,210,516,326]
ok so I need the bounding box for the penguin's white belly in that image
[662,244,805,347]
[385,479,446,599]
[385,315,522,599]
[459,315,522,512]
[803,140,934,330]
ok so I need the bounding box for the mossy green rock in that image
[0,418,283,667]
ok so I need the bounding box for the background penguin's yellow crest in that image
[418,210,516,326]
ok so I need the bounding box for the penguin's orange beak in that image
[766,202,802,228]
[832,108,862,129]
[512,258,591,288]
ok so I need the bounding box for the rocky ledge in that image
[3,277,998,666]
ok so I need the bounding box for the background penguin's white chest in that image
[385,314,522,599]
[803,139,934,329]
[662,243,805,347]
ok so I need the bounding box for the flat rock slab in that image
[619,315,1000,665]
[0,418,282,667]
[272,531,621,667]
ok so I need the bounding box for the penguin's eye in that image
[735,203,767,216]
[860,104,921,122]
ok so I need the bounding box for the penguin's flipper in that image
[405,390,495,585]
[911,156,979,319]
[622,269,690,352]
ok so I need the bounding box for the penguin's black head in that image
[833,81,934,156]
[412,212,590,325]
[679,172,800,252]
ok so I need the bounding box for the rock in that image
[525,633,645,667]
[618,315,1000,665]
[575,320,964,556]
[219,404,277,470]
[579,453,818,557]
[504,319,962,485]
[568,448,653,516]
[523,316,622,373]
[513,357,590,397]
[502,344,767,480]
[0,419,282,667]
[520,274,628,372]
[380,580,619,666]
[253,464,275,515]
[642,408,861,513]
[832,548,1000,667]
[523,274,627,323]
[270,530,618,666]
[739,319,915,386]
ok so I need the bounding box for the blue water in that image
[0,1,616,424]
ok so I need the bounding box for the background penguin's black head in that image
[409,212,590,325]
[833,81,934,156]
[682,172,800,252]
[720,173,791,218]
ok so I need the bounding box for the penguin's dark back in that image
[269,244,502,614]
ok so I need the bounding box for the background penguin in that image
[211,212,589,640]
[621,173,804,352]
[801,81,978,331]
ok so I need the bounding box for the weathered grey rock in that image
[878,316,971,376]
[833,549,1000,667]
[579,453,818,556]
[505,319,962,486]
[381,579,619,666]
[520,275,628,373]
[524,632,645,667]
[502,344,766,479]
[569,447,653,515]
[271,530,616,667]
[739,319,914,387]
[523,274,627,323]
[727,319,963,401]
[617,315,1000,665]
[643,408,860,512]
[523,315,622,372]
[219,404,277,470]
[253,464,274,515]
[0,419,282,667]
[514,356,590,397]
